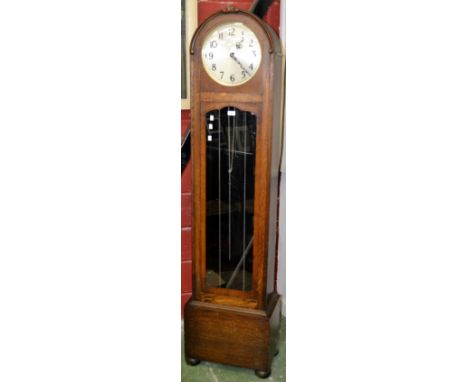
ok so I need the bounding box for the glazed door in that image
[204,106,257,292]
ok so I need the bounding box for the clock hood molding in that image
[189,7,281,56]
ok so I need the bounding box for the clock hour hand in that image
[229,52,251,76]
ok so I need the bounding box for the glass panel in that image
[205,107,256,291]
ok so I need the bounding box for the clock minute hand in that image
[229,52,251,76]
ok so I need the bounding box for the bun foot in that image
[255,369,271,379]
[187,357,200,366]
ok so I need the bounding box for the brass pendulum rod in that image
[242,111,247,290]
[218,110,222,286]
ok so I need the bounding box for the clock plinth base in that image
[184,292,281,374]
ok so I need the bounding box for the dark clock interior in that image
[205,106,257,291]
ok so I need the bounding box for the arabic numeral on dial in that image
[208,52,213,59]
[220,71,224,79]
[230,74,235,82]
[241,71,246,79]
[210,41,217,48]
[249,39,254,47]
[211,64,216,71]
[252,50,256,56]
[218,32,224,40]
[228,27,235,36]
[249,63,254,70]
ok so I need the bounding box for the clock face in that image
[201,22,262,86]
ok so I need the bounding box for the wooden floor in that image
[182,316,286,381]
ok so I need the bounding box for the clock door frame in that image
[193,101,265,310]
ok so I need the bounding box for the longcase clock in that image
[184,7,284,378]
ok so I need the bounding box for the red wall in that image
[181,109,192,313]
[181,0,281,316]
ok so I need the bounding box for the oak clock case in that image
[184,8,283,379]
